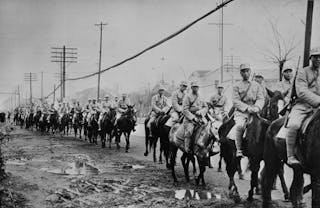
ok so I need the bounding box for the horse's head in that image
[125,104,136,118]
[264,89,284,121]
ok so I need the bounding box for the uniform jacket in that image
[294,66,320,111]
[118,98,131,113]
[182,93,208,122]
[171,89,185,113]
[233,80,265,113]
[210,94,227,110]
[151,94,168,113]
[276,79,292,104]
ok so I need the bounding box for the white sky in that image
[0,0,320,108]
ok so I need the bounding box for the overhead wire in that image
[66,0,236,81]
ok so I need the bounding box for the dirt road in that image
[1,124,310,208]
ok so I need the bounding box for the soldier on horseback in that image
[209,84,227,121]
[227,63,265,158]
[284,47,320,166]
[276,67,293,111]
[165,81,188,127]
[182,81,208,154]
[58,102,68,124]
[98,95,114,131]
[147,85,169,137]
[87,98,99,125]
[115,93,136,131]
[72,101,82,123]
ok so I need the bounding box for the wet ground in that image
[1,123,311,208]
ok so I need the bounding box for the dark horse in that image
[87,112,99,144]
[218,89,288,202]
[47,112,59,134]
[144,112,170,165]
[25,112,34,130]
[59,113,70,135]
[169,117,219,186]
[33,111,42,131]
[100,109,116,148]
[73,111,83,139]
[115,105,136,152]
[262,109,320,208]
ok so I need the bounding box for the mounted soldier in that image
[182,81,208,154]
[72,101,82,123]
[165,81,188,127]
[209,84,227,121]
[276,67,293,111]
[87,98,98,124]
[58,102,68,123]
[147,85,169,137]
[98,95,114,131]
[115,93,136,131]
[227,63,265,158]
[283,47,320,166]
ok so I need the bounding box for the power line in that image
[66,0,236,81]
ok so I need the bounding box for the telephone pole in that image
[208,1,233,84]
[95,22,107,100]
[17,85,20,107]
[51,46,77,100]
[53,84,56,104]
[41,71,44,102]
[303,0,314,67]
[24,73,37,105]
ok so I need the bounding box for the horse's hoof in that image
[195,178,200,185]
[239,174,244,180]
[284,194,290,201]
[247,196,253,202]
[144,152,148,157]
[255,188,261,195]
[125,150,128,153]
[217,168,222,172]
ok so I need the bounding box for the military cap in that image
[180,80,188,86]
[104,95,109,98]
[255,74,264,79]
[240,63,251,71]
[310,47,320,57]
[283,68,293,73]
[158,85,165,91]
[191,81,199,87]
[217,84,224,89]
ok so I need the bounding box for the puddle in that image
[41,161,99,176]
[174,189,220,200]
[122,164,145,169]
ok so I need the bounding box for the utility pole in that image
[53,84,56,104]
[303,0,314,67]
[24,73,37,105]
[41,71,44,102]
[208,0,233,84]
[95,22,107,100]
[17,85,20,107]
[51,46,77,100]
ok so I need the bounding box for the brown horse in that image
[262,109,320,208]
[169,117,219,186]
[218,89,288,202]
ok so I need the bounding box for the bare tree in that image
[263,20,300,81]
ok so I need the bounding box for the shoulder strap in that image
[240,82,252,102]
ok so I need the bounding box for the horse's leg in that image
[159,143,163,164]
[312,174,320,208]
[181,153,189,182]
[170,145,178,183]
[125,133,129,153]
[144,136,149,156]
[290,168,304,208]
[190,155,197,176]
[247,158,260,201]
[278,163,289,200]
[153,137,157,163]
[237,158,244,180]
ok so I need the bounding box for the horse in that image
[25,112,34,130]
[144,112,170,164]
[100,109,116,148]
[169,116,220,186]
[262,109,320,208]
[218,89,288,202]
[59,113,70,135]
[47,112,59,134]
[72,111,83,139]
[39,113,48,133]
[87,112,99,144]
[33,111,42,131]
[114,105,136,152]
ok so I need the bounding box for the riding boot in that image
[286,129,300,166]
[185,136,192,154]
[208,157,213,168]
